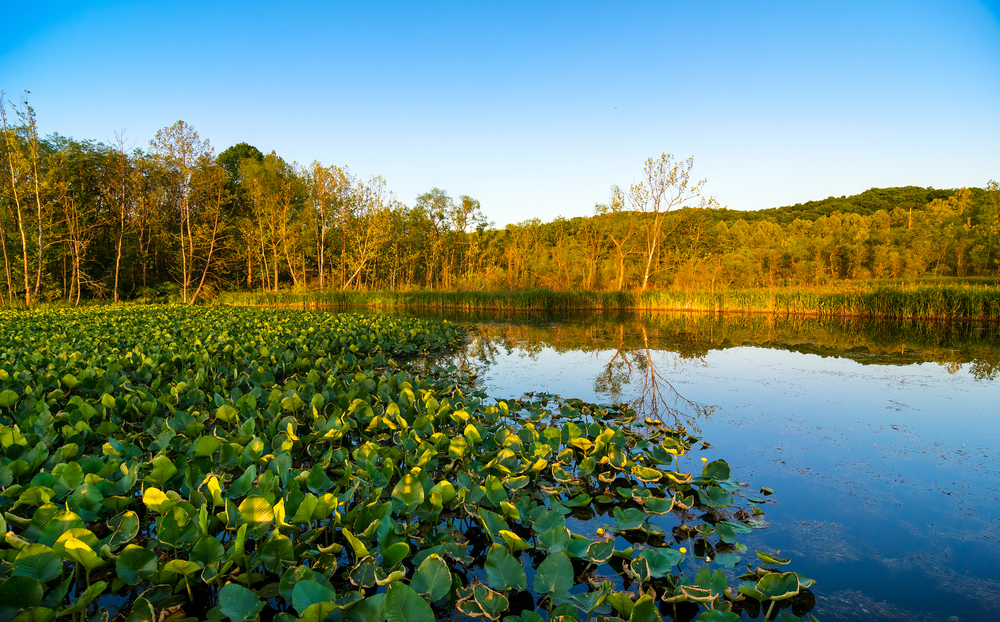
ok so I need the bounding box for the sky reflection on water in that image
[424,311,1000,622]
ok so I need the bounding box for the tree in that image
[342,176,393,289]
[58,137,106,305]
[415,188,453,287]
[150,121,212,303]
[305,162,352,291]
[596,185,635,291]
[217,142,264,287]
[240,153,304,291]
[577,217,604,289]
[104,132,138,302]
[0,92,64,305]
[187,157,231,304]
[629,154,717,290]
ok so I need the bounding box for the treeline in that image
[1,92,998,306]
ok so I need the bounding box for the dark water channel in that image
[360,308,1000,622]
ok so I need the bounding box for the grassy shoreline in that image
[215,284,1000,321]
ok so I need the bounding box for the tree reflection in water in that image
[399,308,1000,427]
[424,316,716,429]
[593,323,715,429]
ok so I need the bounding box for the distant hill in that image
[712,186,967,225]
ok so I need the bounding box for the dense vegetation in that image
[0,306,817,621]
[1,93,997,306]
[218,283,1000,321]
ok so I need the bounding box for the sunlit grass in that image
[217,282,1000,320]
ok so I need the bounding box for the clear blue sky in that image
[2,0,998,226]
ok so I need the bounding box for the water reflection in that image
[375,307,1000,380]
[431,315,717,428]
[594,323,717,426]
[356,307,1000,622]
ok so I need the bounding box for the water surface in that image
[375,309,1000,622]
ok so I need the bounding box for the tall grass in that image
[215,283,1000,320]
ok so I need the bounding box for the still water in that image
[375,309,1000,622]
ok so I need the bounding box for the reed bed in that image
[215,284,1000,320]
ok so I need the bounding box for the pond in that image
[362,308,1000,622]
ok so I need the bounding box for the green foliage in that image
[0,305,813,619]
[0,95,993,305]
[216,280,1000,321]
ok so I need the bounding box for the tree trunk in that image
[113,233,123,303]
[0,228,12,302]
[190,205,222,305]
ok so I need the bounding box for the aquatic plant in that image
[0,305,816,621]
[217,283,1000,321]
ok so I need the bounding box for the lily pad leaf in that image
[532,551,573,597]
[586,539,615,564]
[12,607,56,622]
[13,545,63,582]
[756,551,792,565]
[696,611,740,622]
[701,459,731,481]
[532,510,565,534]
[0,389,19,408]
[613,507,646,531]
[381,542,410,569]
[58,536,104,571]
[344,593,385,622]
[219,582,265,622]
[292,580,337,615]
[391,474,424,515]
[116,545,158,586]
[715,520,752,544]
[631,465,662,483]
[238,495,274,539]
[485,544,526,592]
[755,572,801,600]
[124,597,154,622]
[473,584,509,619]
[606,592,635,618]
[384,582,434,622]
[713,553,741,569]
[498,530,531,553]
[0,576,43,608]
[644,497,673,514]
[629,593,661,622]
[697,485,734,508]
[410,554,451,602]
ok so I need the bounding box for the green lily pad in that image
[613,507,646,530]
[384,582,434,622]
[756,571,801,600]
[532,551,573,597]
[410,554,451,601]
[485,544,526,591]
[219,583,265,622]
[756,551,792,565]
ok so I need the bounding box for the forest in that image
[2,93,999,307]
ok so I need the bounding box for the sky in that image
[2,0,999,227]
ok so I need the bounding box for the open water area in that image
[358,308,1000,622]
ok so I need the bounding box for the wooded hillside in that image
[2,94,997,305]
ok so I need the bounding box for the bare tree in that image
[629,154,718,291]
